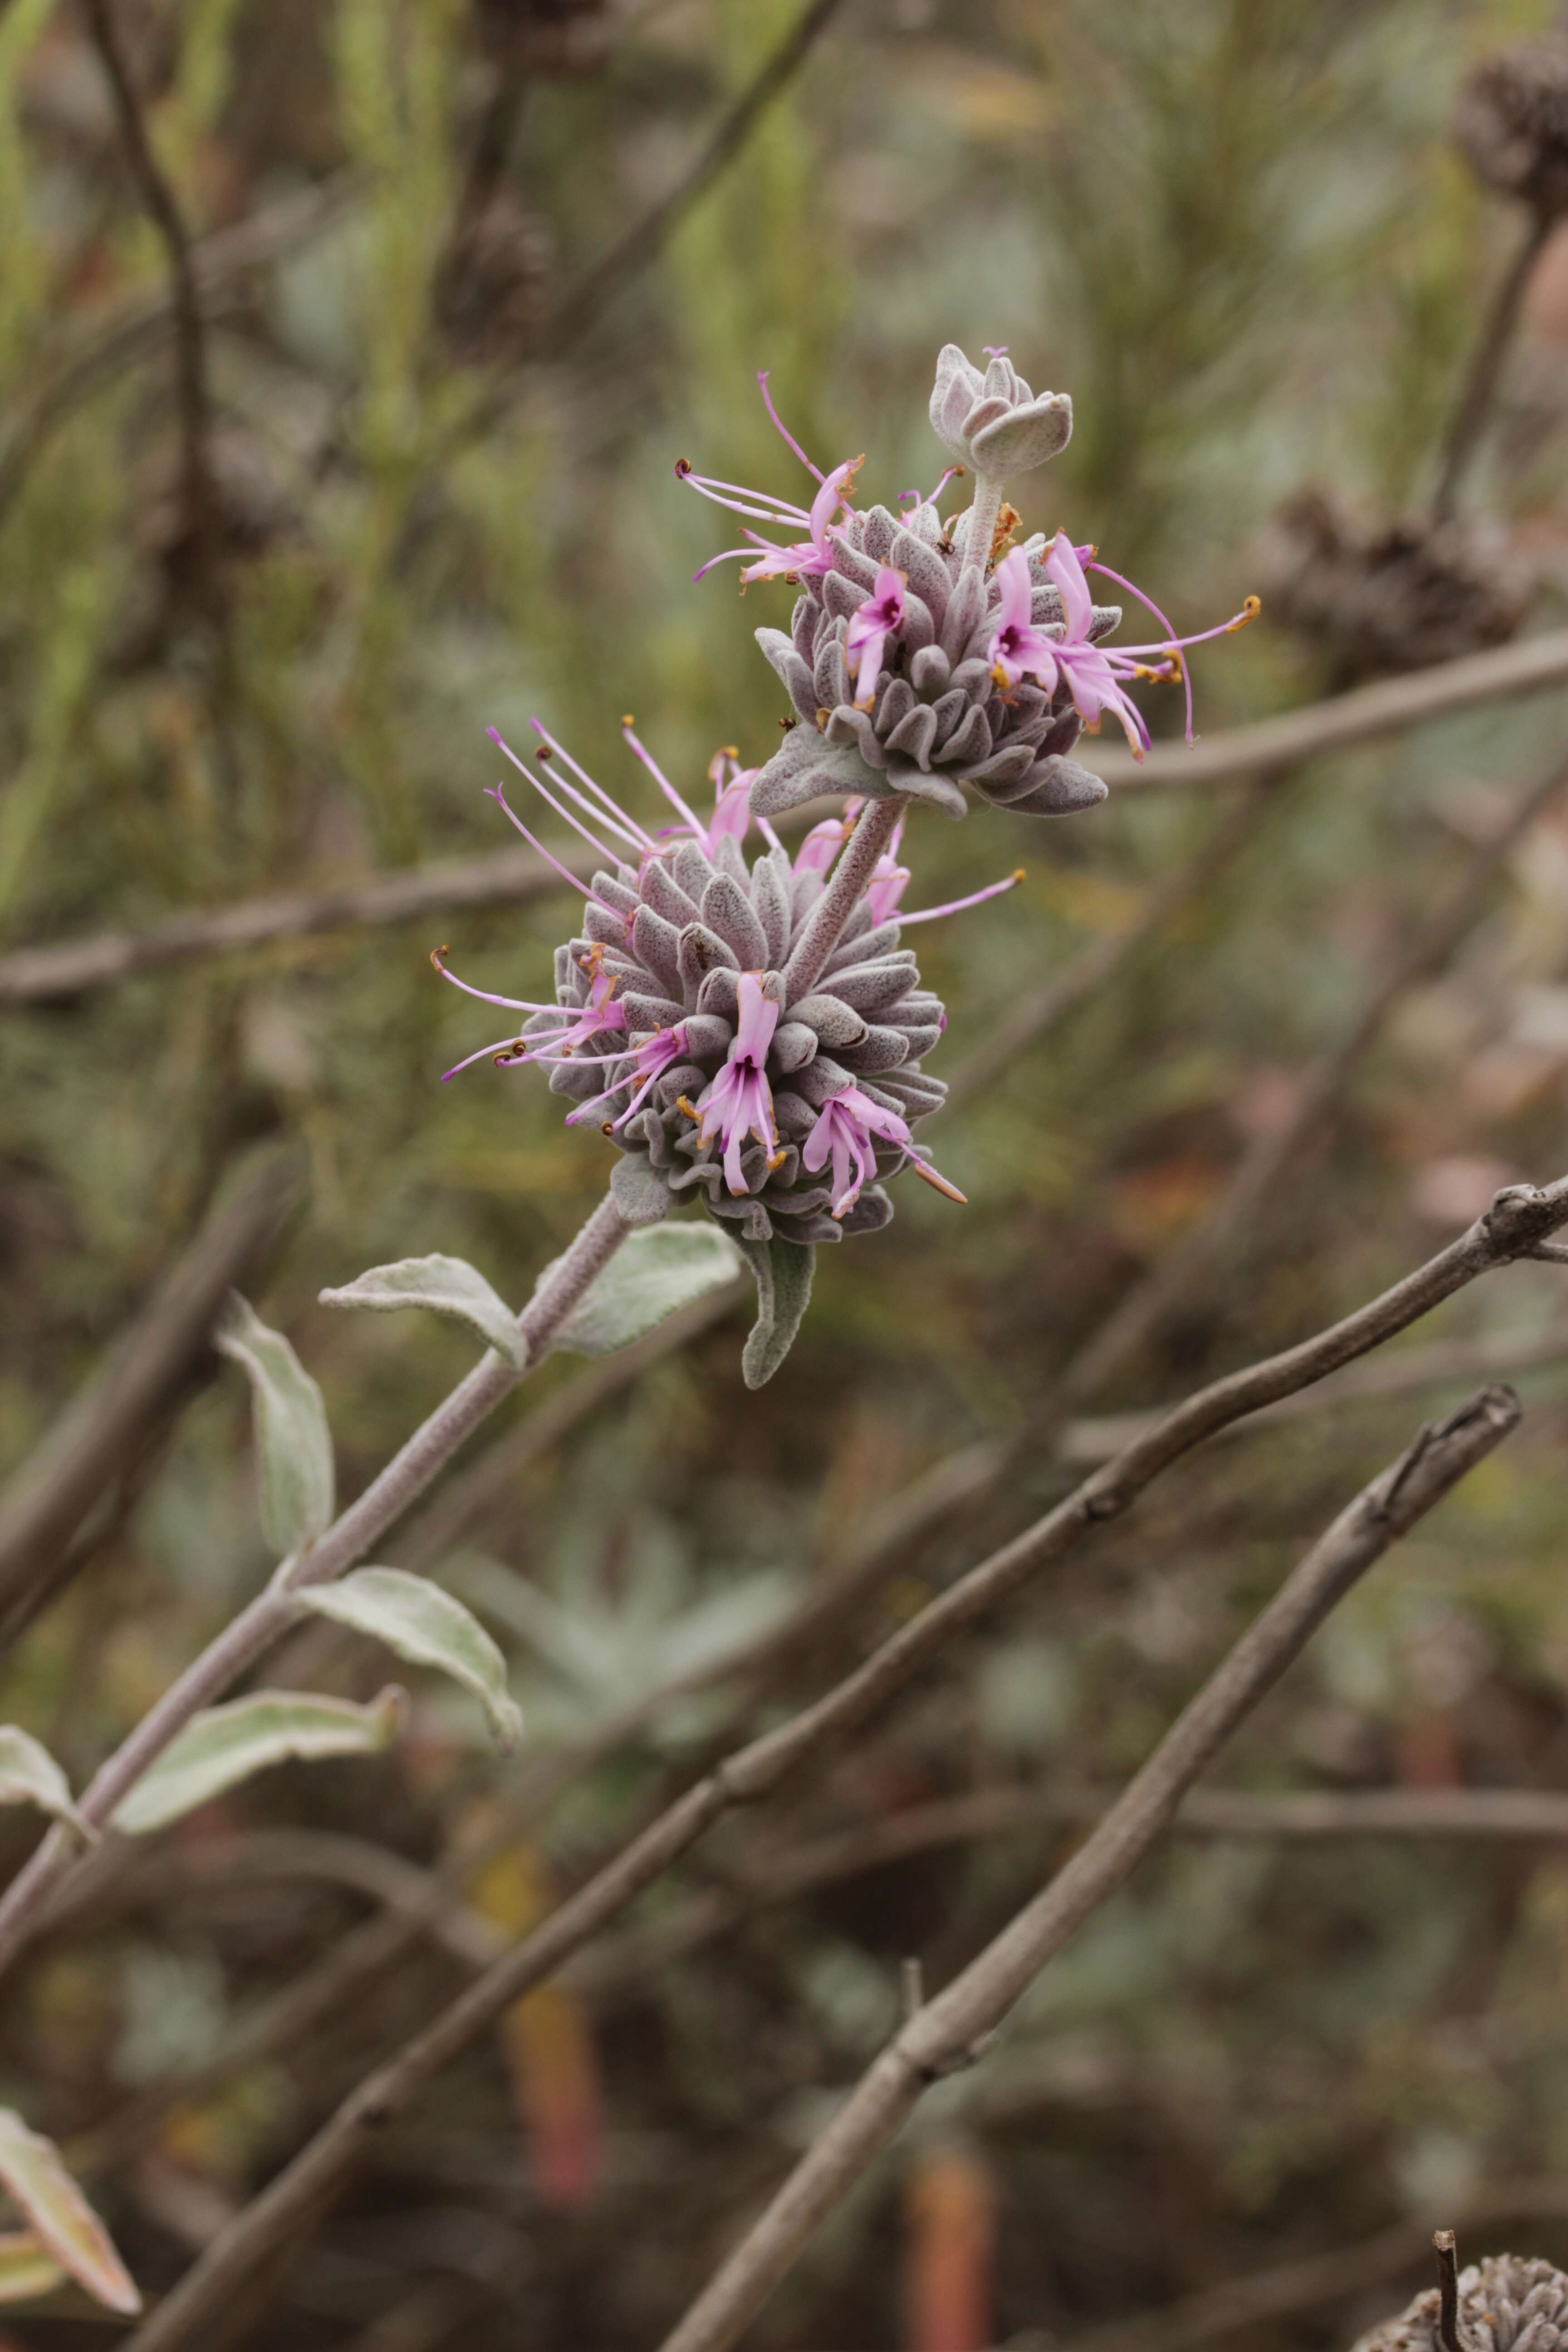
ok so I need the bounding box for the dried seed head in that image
[1352,2254,1568,2352]
[1455,42,1568,216]
[1258,489,1529,686]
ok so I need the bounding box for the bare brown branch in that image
[1055,750,1568,1406]
[115,1180,1568,2352]
[1093,626,1568,795]
[1432,210,1554,520]
[547,0,848,351]
[0,842,595,1007]
[81,0,225,629]
[0,171,368,534]
[6,627,1566,1007]
[657,1386,1522,2352]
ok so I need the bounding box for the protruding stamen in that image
[909,1156,968,1205]
[621,721,707,838]
[757,368,825,483]
[895,869,1025,926]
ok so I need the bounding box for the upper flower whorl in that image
[750,496,1118,822]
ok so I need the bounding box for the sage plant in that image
[0,342,1250,2322]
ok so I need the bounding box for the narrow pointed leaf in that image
[112,1686,406,1836]
[0,1728,93,1843]
[735,1236,816,1388]
[298,1568,523,1750]
[318,1254,528,1370]
[0,2113,140,2315]
[0,2230,66,2305]
[216,1294,334,1556]
[549,1223,744,1357]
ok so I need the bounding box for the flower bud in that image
[928,344,1073,478]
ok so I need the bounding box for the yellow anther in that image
[1226,595,1262,632]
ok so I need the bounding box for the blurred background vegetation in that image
[6,0,1568,2344]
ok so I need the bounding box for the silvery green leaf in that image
[215,1295,334,1556]
[0,1728,93,1844]
[297,1568,522,1750]
[0,2112,140,2315]
[609,1152,671,1228]
[112,1686,406,1836]
[969,392,1073,474]
[735,1235,815,1388]
[549,1223,744,1357]
[318,1254,527,1369]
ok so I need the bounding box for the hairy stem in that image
[960,472,1006,578]
[781,795,907,1000]
[0,1189,631,1980]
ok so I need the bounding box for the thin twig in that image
[0,1143,302,1632]
[546,0,847,351]
[0,842,595,1007]
[1091,626,1568,796]
[944,783,1271,1109]
[81,0,225,630]
[1055,1313,1568,1465]
[0,171,368,534]
[1055,750,1568,1406]
[113,1183,1568,2352]
[1432,210,1554,520]
[567,1782,1568,2004]
[656,1387,1521,2352]
[8,626,1568,1005]
[1435,2228,1466,2352]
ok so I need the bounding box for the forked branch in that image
[657,1387,1521,2352]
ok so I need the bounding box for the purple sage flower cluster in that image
[680,344,1256,821]
[441,344,1251,1379]
[438,731,989,1253]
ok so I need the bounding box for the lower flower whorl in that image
[534,825,949,1245]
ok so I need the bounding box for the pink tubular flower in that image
[864,811,911,924]
[564,1020,692,1131]
[1024,533,1260,760]
[803,1083,966,1221]
[706,747,754,847]
[794,806,857,877]
[845,566,906,710]
[987,547,1063,695]
[689,973,785,1195]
